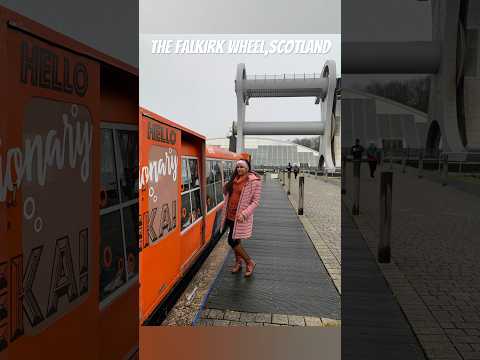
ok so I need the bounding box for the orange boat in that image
[139,108,249,324]
[0,6,138,359]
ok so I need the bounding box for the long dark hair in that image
[224,159,252,196]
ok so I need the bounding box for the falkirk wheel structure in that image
[233,60,339,169]
[343,0,480,159]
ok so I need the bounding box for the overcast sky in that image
[139,0,431,40]
[140,0,340,34]
[0,0,431,69]
[140,34,341,140]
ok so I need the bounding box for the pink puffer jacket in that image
[220,172,262,240]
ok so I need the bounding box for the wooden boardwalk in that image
[342,205,425,359]
[205,179,340,319]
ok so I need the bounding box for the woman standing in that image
[221,159,262,277]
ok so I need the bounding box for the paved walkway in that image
[196,177,340,326]
[344,161,480,360]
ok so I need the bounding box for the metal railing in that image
[343,151,480,175]
[246,73,323,81]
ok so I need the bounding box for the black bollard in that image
[442,154,448,186]
[378,171,392,263]
[287,172,291,195]
[298,176,304,215]
[352,160,361,215]
[418,151,424,179]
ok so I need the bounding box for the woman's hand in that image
[236,212,247,223]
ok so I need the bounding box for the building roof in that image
[207,136,320,155]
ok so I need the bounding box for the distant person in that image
[287,162,292,175]
[293,164,299,179]
[221,159,262,277]
[350,138,364,162]
[367,142,379,178]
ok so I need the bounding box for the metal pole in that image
[442,154,448,186]
[298,176,304,215]
[341,156,346,194]
[352,160,361,215]
[389,152,393,170]
[378,171,392,263]
[418,151,424,179]
[459,160,463,174]
[287,172,291,195]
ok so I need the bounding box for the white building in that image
[207,137,321,169]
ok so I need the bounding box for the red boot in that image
[231,255,243,273]
[244,260,256,277]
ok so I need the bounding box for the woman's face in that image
[236,162,248,176]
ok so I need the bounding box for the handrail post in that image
[378,171,392,263]
[341,155,346,194]
[298,176,304,215]
[418,151,424,179]
[401,152,406,174]
[352,160,361,215]
[442,154,448,186]
[287,171,291,195]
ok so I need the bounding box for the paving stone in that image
[200,309,210,319]
[212,320,230,326]
[207,309,225,320]
[455,322,480,329]
[455,344,473,352]
[224,310,241,321]
[229,321,246,327]
[446,329,466,336]
[246,322,263,327]
[450,336,478,344]
[424,347,462,360]
[414,328,446,335]
[459,351,480,360]
[263,323,281,326]
[254,313,272,323]
[288,315,305,326]
[196,319,214,326]
[304,316,323,327]
[418,334,450,344]
[239,312,257,323]
[439,321,456,329]
[321,318,340,327]
[272,314,289,325]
